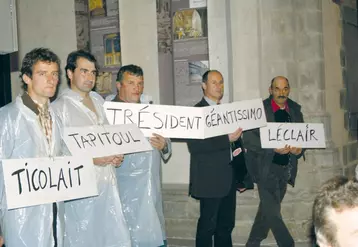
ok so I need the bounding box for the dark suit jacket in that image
[187,98,233,198]
[230,138,254,190]
[243,97,304,187]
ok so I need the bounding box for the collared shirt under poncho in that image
[52,88,131,247]
[0,95,65,247]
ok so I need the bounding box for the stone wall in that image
[229,0,341,225]
[340,0,358,177]
[164,0,345,245]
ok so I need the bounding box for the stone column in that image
[207,0,232,103]
[119,0,160,104]
[230,0,262,101]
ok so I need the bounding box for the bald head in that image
[270,76,290,88]
[202,70,222,83]
[202,70,224,103]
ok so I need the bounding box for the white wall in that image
[162,142,190,184]
[13,0,78,99]
[11,72,21,100]
[207,0,232,103]
[119,0,160,104]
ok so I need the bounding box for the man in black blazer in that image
[187,70,243,247]
[244,76,304,247]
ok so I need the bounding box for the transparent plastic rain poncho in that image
[115,110,172,246]
[52,88,131,247]
[0,96,65,247]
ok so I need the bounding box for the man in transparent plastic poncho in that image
[52,50,131,247]
[112,65,172,247]
[0,48,65,247]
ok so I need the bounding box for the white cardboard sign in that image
[203,99,267,139]
[2,156,98,210]
[104,99,267,139]
[260,123,326,148]
[63,124,152,158]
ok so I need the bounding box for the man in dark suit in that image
[187,70,243,247]
[244,76,304,247]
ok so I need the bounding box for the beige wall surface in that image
[322,1,348,162]
[12,0,77,100]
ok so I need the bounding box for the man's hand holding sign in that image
[150,133,168,152]
[93,155,124,168]
[229,127,243,142]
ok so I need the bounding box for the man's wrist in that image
[162,144,169,154]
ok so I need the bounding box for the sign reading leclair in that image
[2,156,98,210]
[104,99,267,139]
[64,124,152,158]
[260,123,326,148]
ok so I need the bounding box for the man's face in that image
[269,77,290,107]
[67,57,97,95]
[202,71,224,103]
[327,207,358,247]
[118,72,144,103]
[23,61,59,103]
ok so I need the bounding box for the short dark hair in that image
[313,176,358,246]
[116,64,143,82]
[20,48,61,91]
[202,70,221,83]
[65,50,99,87]
[270,76,290,88]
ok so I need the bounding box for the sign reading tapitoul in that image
[2,156,98,210]
[104,99,267,139]
[260,123,326,148]
[64,124,152,158]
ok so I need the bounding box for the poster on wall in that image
[189,0,207,8]
[173,8,208,40]
[103,33,121,67]
[89,0,107,17]
[89,0,120,98]
[171,0,209,107]
[189,61,208,84]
